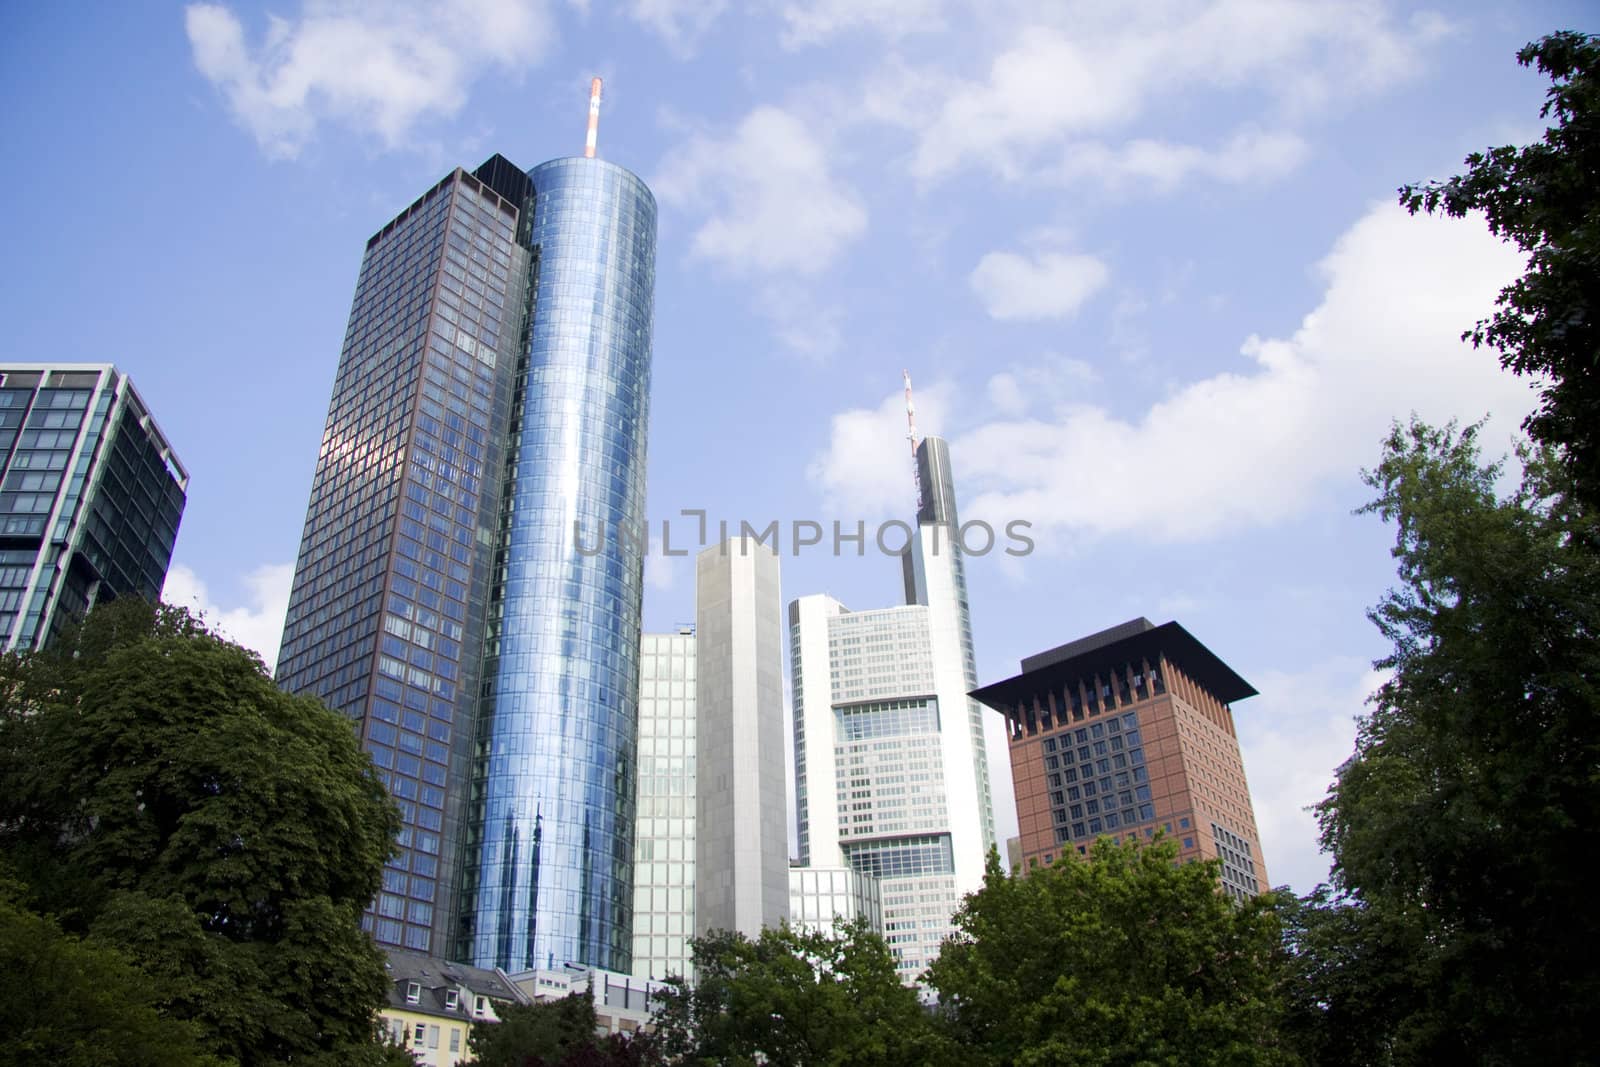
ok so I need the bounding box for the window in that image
[427,1025,440,1049]
[405,981,421,1004]
[445,989,459,1010]
[413,1022,426,1043]
[474,995,489,1018]
[450,1029,461,1052]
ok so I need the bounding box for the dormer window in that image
[473,995,488,1018]
[445,990,460,1011]
[405,981,421,1004]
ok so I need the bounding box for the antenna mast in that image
[904,369,922,511]
[585,77,602,158]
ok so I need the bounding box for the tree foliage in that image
[1315,419,1600,1063]
[927,843,1293,1067]
[1274,886,1427,1067]
[0,870,223,1067]
[1400,31,1600,505]
[652,919,946,1066]
[470,989,657,1067]
[0,599,402,1065]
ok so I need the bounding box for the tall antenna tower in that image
[584,77,603,158]
[904,369,922,512]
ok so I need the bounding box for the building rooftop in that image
[382,949,527,1019]
[971,617,1257,709]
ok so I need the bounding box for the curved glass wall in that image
[468,157,655,972]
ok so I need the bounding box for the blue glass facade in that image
[465,158,655,973]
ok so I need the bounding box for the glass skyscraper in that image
[277,152,655,971]
[0,363,186,651]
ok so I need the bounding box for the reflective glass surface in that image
[278,172,524,955]
[467,158,656,973]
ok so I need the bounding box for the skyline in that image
[1,1,1589,897]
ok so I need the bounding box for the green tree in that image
[653,919,946,1066]
[1316,419,1600,1063]
[926,843,1293,1067]
[1400,32,1600,505]
[468,988,658,1067]
[1274,886,1426,1067]
[0,599,403,1066]
[0,876,223,1067]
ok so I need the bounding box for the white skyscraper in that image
[632,538,787,978]
[694,538,789,938]
[790,436,996,982]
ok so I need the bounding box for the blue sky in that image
[2,0,1590,896]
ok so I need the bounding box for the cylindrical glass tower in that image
[469,156,655,972]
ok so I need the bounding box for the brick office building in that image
[972,618,1268,899]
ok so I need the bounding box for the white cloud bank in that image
[630,0,728,55]
[892,2,1447,185]
[185,0,554,158]
[812,203,1536,543]
[1053,128,1311,191]
[812,201,1536,542]
[969,250,1110,321]
[163,562,295,674]
[1238,658,1384,893]
[778,0,944,48]
[653,106,868,276]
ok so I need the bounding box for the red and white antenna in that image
[904,369,922,511]
[585,77,603,158]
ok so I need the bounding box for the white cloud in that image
[644,551,680,592]
[1054,128,1311,190]
[986,354,1099,417]
[757,284,845,358]
[630,0,727,55]
[904,2,1447,183]
[961,204,1534,543]
[184,0,554,158]
[1237,658,1383,894]
[778,0,944,48]
[653,106,867,276]
[162,563,295,674]
[970,250,1109,321]
[813,202,1536,540]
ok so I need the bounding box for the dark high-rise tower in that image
[277,141,655,972]
[0,363,186,651]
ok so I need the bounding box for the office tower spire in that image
[278,147,655,971]
[903,369,921,513]
[585,77,602,159]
